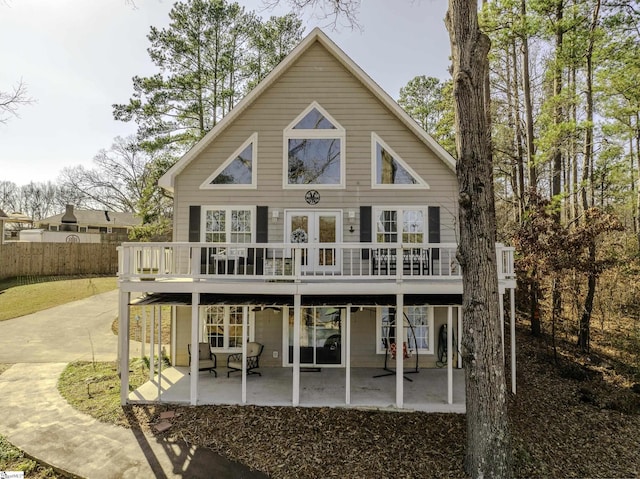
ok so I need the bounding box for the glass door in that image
[288,307,343,366]
[286,210,341,273]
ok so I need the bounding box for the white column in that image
[141,308,147,359]
[456,306,462,369]
[395,294,404,409]
[447,306,453,404]
[119,291,130,405]
[242,305,248,404]
[510,288,517,394]
[170,305,177,365]
[190,293,200,405]
[499,292,505,360]
[345,304,351,405]
[157,306,162,401]
[292,294,301,406]
[149,306,155,380]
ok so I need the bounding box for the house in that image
[117,28,516,412]
[32,204,140,243]
[0,209,33,244]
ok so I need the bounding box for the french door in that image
[285,210,341,273]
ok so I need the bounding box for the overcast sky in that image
[0,0,450,186]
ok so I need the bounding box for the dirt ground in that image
[125,326,640,478]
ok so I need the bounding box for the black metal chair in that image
[188,342,217,377]
[227,342,264,377]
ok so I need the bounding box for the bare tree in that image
[0,79,33,124]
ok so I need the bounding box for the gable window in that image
[371,133,428,188]
[375,207,426,244]
[201,134,257,189]
[284,102,345,188]
[203,306,254,352]
[202,206,254,244]
[376,306,433,354]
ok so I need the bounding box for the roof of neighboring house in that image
[159,27,456,192]
[37,209,140,228]
[0,210,33,223]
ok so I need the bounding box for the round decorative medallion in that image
[290,227,308,243]
[305,190,320,205]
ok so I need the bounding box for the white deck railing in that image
[118,242,516,283]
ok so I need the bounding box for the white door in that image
[286,210,341,273]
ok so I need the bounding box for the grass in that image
[0,276,117,321]
[57,359,152,428]
[0,435,61,478]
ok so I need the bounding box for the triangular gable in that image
[200,134,257,189]
[372,133,429,189]
[290,102,338,130]
[159,28,456,192]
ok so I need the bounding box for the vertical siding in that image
[173,40,458,243]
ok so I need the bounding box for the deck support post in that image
[499,291,505,359]
[141,308,146,359]
[119,291,130,405]
[510,287,516,394]
[149,306,155,380]
[395,294,404,409]
[293,294,301,406]
[242,305,248,404]
[345,303,351,405]
[157,307,162,401]
[190,292,200,405]
[447,306,453,404]
[457,306,462,369]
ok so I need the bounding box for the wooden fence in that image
[0,242,119,280]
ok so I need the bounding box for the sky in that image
[0,0,450,186]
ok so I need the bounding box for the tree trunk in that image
[520,0,536,192]
[446,2,512,477]
[577,241,596,351]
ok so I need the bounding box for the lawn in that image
[0,276,117,321]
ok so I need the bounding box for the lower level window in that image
[202,306,253,351]
[377,306,433,354]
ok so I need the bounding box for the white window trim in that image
[200,306,255,353]
[376,306,434,355]
[200,133,258,189]
[371,132,429,189]
[283,101,346,190]
[200,205,256,243]
[373,205,429,244]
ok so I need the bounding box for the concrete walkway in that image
[0,292,267,478]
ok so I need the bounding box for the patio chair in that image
[188,342,217,377]
[227,342,264,377]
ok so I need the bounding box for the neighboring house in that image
[117,28,516,411]
[0,209,33,244]
[33,204,140,243]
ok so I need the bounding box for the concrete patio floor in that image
[129,367,466,413]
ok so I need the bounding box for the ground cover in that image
[0,276,117,321]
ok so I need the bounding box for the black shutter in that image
[189,206,201,242]
[256,206,268,243]
[360,206,372,259]
[428,206,440,260]
[255,206,268,275]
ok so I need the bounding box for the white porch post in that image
[242,305,248,404]
[395,294,404,409]
[447,306,453,404]
[119,291,130,405]
[510,287,517,394]
[292,294,301,406]
[499,291,505,360]
[157,307,162,401]
[345,304,351,406]
[457,306,463,369]
[190,292,200,405]
[141,308,147,359]
[149,306,155,380]
[171,305,177,365]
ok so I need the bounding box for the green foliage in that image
[113,0,303,155]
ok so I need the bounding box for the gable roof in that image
[158,27,456,192]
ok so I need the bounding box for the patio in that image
[129,366,466,413]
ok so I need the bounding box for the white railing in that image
[118,242,515,282]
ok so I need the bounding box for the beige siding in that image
[173,40,457,243]
[175,306,191,367]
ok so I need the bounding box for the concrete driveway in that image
[0,290,126,363]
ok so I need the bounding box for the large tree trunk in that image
[520,0,537,192]
[446,2,512,477]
